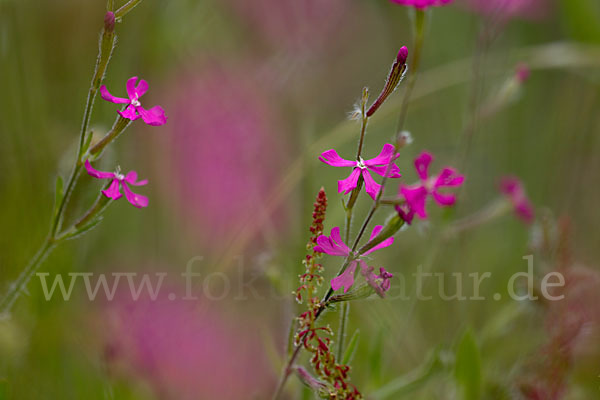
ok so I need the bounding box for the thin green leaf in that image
[342,329,360,365]
[454,329,482,400]
[53,175,64,218]
[370,347,448,400]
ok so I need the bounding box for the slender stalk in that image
[0,239,55,316]
[351,8,426,252]
[88,115,131,157]
[274,12,427,399]
[0,4,138,314]
[336,302,350,361]
[115,0,144,18]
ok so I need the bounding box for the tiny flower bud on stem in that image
[366,47,408,117]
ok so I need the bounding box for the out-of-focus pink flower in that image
[390,0,453,9]
[85,160,148,208]
[314,226,394,292]
[461,0,549,20]
[103,292,273,399]
[100,76,167,126]
[516,63,531,83]
[499,176,534,224]
[160,67,288,247]
[223,0,347,54]
[397,152,464,222]
[319,144,402,201]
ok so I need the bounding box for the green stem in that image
[336,302,350,361]
[0,239,56,316]
[87,115,132,157]
[115,0,144,18]
[351,8,427,252]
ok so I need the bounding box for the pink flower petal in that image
[124,171,148,186]
[432,190,456,206]
[362,169,381,201]
[363,225,395,255]
[138,105,168,126]
[329,227,351,254]
[102,179,123,200]
[122,182,149,208]
[364,143,399,166]
[135,79,149,98]
[367,163,402,178]
[414,152,433,181]
[337,168,362,195]
[118,105,141,121]
[331,261,358,293]
[435,167,464,188]
[395,203,415,224]
[318,149,356,167]
[99,85,130,104]
[401,184,428,219]
[84,160,115,180]
[314,227,351,256]
[126,76,139,100]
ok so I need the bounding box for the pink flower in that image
[159,66,288,249]
[499,176,534,224]
[361,266,394,297]
[314,226,394,292]
[390,0,453,9]
[85,160,149,208]
[397,152,464,222]
[319,144,402,200]
[100,76,167,126]
[461,0,549,20]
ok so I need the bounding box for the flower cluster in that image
[86,77,167,208]
[314,226,394,294]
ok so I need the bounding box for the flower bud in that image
[104,11,116,33]
[366,46,409,117]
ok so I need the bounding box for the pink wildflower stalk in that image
[396,152,464,223]
[319,144,402,200]
[499,176,534,224]
[314,226,394,293]
[390,0,453,9]
[100,76,167,126]
[85,160,149,208]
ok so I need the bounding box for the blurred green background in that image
[1,0,600,399]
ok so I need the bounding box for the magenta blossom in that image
[314,226,394,292]
[100,76,167,126]
[499,176,534,224]
[390,0,453,9]
[361,266,394,298]
[397,152,464,222]
[85,160,149,208]
[319,144,401,200]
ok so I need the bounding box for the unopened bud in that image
[515,63,530,83]
[397,45,409,64]
[104,11,115,33]
[366,46,409,117]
